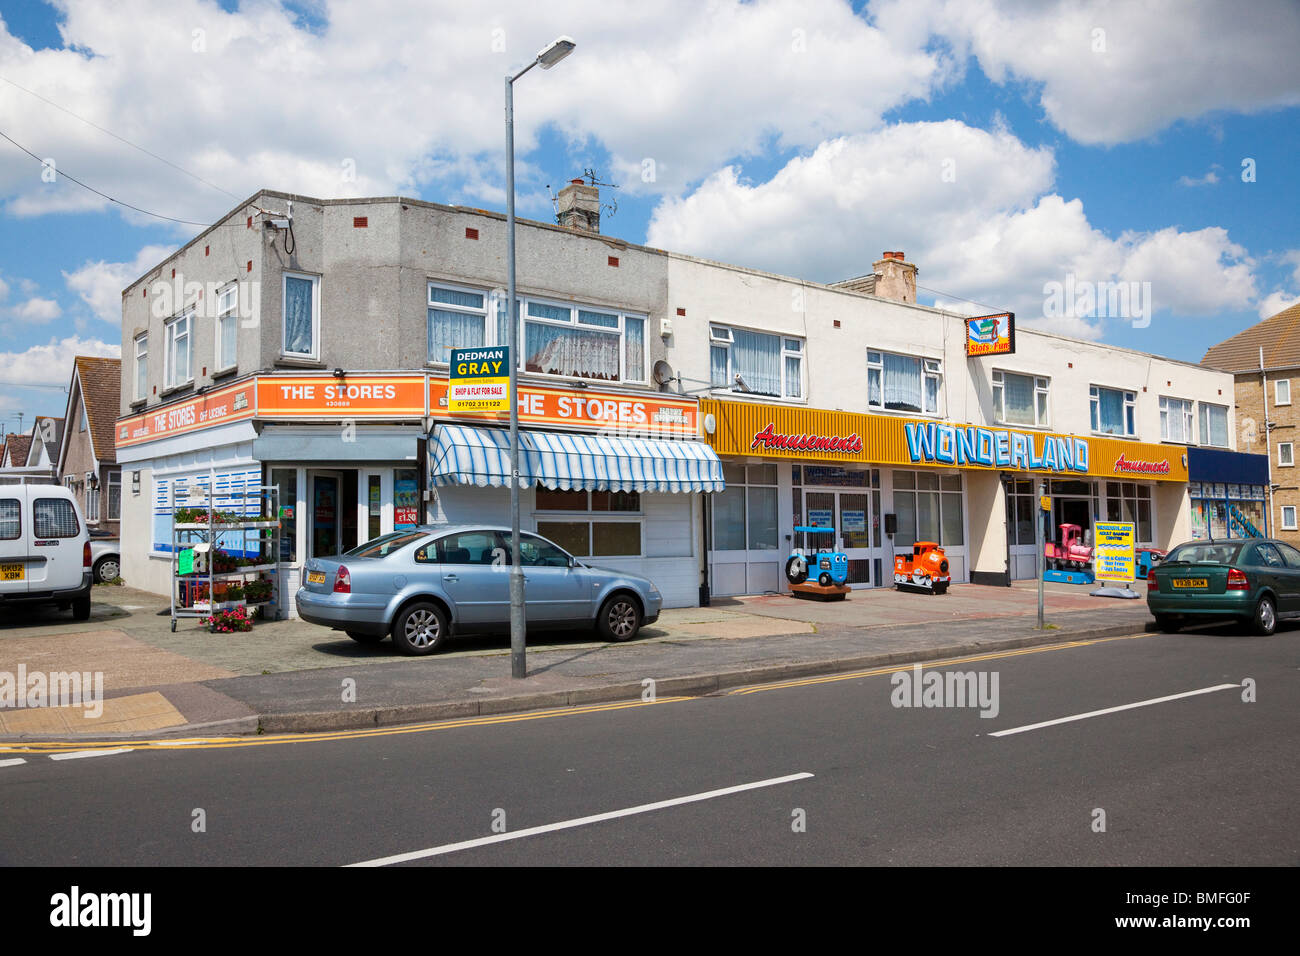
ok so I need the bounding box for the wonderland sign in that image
[905,422,1089,473]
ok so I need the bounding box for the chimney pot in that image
[872,250,918,304]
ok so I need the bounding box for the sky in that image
[1,0,1299,435]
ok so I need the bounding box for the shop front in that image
[1185,446,1270,540]
[117,372,719,612]
[699,398,1192,595]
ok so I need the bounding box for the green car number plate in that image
[1171,578,1208,589]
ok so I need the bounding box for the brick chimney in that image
[872,250,917,304]
[556,178,600,233]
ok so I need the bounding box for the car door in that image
[1249,542,1289,612]
[29,493,82,593]
[0,487,28,595]
[1271,541,1300,615]
[435,530,509,627]
[516,532,590,624]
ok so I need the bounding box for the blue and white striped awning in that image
[429,424,725,493]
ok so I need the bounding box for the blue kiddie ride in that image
[785,525,850,588]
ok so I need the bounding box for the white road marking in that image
[48,748,133,761]
[0,758,27,768]
[990,683,1241,737]
[348,771,815,867]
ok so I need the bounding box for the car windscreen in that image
[1164,543,1244,565]
[344,531,428,558]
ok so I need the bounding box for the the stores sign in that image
[905,422,1090,473]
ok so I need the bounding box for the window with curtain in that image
[164,311,191,388]
[522,300,645,383]
[134,334,148,401]
[428,284,488,361]
[709,326,802,398]
[1159,396,1194,442]
[1199,403,1228,447]
[1091,385,1136,436]
[283,273,318,357]
[216,285,238,370]
[993,371,1049,426]
[868,352,942,413]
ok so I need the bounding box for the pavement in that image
[0,578,1166,741]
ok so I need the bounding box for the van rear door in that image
[29,492,82,592]
[0,486,29,594]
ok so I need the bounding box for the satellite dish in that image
[653,360,675,386]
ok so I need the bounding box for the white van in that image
[0,484,92,620]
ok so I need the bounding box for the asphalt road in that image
[1,625,1295,866]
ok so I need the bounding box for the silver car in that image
[295,525,662,655]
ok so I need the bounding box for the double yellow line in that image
[0,631,1152,755]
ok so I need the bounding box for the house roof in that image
[71,356,122,466]
[1201,302,1300,372]
[3,434,32,468]
[27,417,64,467]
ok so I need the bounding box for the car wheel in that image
[392,602,448,656]
[818,572,833,587]
[93,556,120,584]
[346,630,386,645]
[785,555,808,585]
[1252,595,1276,636]
[1154,614,1181,633]
[597,593,641,642]
[72,595,91,621]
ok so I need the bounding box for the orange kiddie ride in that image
[894,541,951,594]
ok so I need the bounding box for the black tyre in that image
[785,555,808,585]
[597,593,642,642]
[818,572,833,587]
[72,595,91,621]
[934,582,949,595]
[1252,595,1276,636]
[1154,614,1181,633]
[93,556,120,584]
[346,630,386,645]
[392,602,449,656]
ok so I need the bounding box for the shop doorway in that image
[310,470,358,558]
[1053,497,1094,547]
[801,489,873,587]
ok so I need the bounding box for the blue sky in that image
[2,0,1299,434]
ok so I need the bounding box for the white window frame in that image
[1279,442,1294,467]
[708,324,804,400]
[1198,402,1230,448]
[134,333,148,401]
[1275,379,1291,406]
[281,271,321,360]
[425,281,492,366]
[163,310,193,390]
[1090,384,1137,437]
[215,284,239,372]
[106,472,121,521]
[992,370,1050,427]
[521,296,648,385]
[867,350,943,415]
[1282,505,1298,530]
[1159,396,1195,443]
[85,482,99,523]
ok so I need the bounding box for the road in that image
[1,625,1294,866]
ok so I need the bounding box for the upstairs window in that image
[867,351,942,414]
[216,284,239,371]
[1199,403,1229,447]
[1276,379,1291,406]
[993,370,1049,427]
[134,333,148,401]
[163,310,192,390]
[1159,396,1194,443]
[282,272,320,359]
[427,284,490,362]
[710,326,803,398]
[1091,385,1136,437]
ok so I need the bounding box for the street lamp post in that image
[505,35,575,679]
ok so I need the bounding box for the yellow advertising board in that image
[701,398,1189,482]
[1093,521,1137,583]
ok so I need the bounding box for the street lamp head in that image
[537,36,575,68]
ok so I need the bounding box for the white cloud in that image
[888,0,1300,145]
[0,277,8,302]
[1258,290,1300,319]
[0,0,944,224]
[647,120,1259,337]
[10,297,63,323]
[63,244,176,322]
[1177,167,1220,187]
[0,335,120,390]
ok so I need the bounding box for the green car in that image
[1147,538,1300,635]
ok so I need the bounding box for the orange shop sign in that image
[429,378,698,437]
[117,381,254,449]
[257,375,427,417]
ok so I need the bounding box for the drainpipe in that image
[1261,346,1275,537]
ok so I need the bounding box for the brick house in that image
[57,356,123,532]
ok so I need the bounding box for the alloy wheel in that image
[608,600,637,639]
[404,608,441,648]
